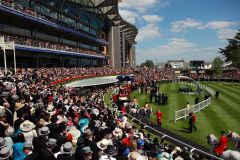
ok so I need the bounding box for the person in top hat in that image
[83,128,99,160]
[82,146,93,160]
[52,123,67,152]
[99,145,118,160]
[0,147,12,160]
[0,107,9,137]
[32,126,50,152]
[47,115,59,137]
[75,137,86,160]
[57,142,75,160]
[40,138,57,160]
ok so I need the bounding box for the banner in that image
[4,41,14,50]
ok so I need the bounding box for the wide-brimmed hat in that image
[15,102,25,111]
[103,145,118,156]
[67,127,81,145]
[20,120,36,132]
[0,147,12,160]
[39,126,50,136]
[97,139,112,151]
[5,126,15,137]
[60,142,73,155]
[82,146,92,155]
[112,128,123,138]
[0,138,6,149]
[46,138,57,147]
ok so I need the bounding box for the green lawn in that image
[131,82,240,149]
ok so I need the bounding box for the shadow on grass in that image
[177,127,191,133]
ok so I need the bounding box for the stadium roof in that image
[71,0,138,44]
[86,0,138,44]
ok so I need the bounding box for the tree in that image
[212,57,224,78]
[140,60,155,67]
[219,30,240,68]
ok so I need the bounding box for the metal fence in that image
[174,79,215,123]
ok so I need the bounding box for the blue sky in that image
[119,0,240,64]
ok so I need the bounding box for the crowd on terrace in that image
[0,67,207,160]
[1,34,101,56]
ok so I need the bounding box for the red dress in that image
[156,111,162,123]
[214,136,228,155]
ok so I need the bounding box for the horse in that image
[222,150,240,160]
[207,134,218,154]
[226,130,240,151]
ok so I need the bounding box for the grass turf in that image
[131,82,240,149]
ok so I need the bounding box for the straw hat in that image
[0,147,12,160]
[97,139,112,151]
[20,120,36,132]
[60,142,73,155]
[0,138,6,149]
[112,128,123,138]
[39,126,50,136]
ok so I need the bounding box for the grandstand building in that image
[0,0,137,68]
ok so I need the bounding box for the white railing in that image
[174,79,215,123]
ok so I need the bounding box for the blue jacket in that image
[13,142,26,160]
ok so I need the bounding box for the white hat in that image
[112,128,123,138]
[97,139,112,151]
[20,120,36,132]
[67,127,81,145]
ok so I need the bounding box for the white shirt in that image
[99,155,116,160]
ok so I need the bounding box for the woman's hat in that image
[97,139,112,151]
[39,126,50,136]
[0,138,6,149]
[4,126,15,137]
[0,147,12,160]
[20,120,36,132]
[60,142,73,155]
[103,145,118,156]
[112,128,123,138]
[67,127,81,145]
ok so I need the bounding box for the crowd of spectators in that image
[0,66,209,160]
[1,34,101,56]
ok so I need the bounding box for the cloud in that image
[136,38,220,64]
[119,9,138,24]
[170,18,204,32]
[136,24,162,42]
[217,29,238,40]
[142,15,164,23]
[119,0,169,13]
[206,21,237,30]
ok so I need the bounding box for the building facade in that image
[0,0,137,68]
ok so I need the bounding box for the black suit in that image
[40,148,56,160]
[84,139,98,160]
[57,154,76,160]
[25,152,40,160]
[32,136,48,152]
[52,133,66,151]
[47,123,58,137]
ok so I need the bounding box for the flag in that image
[4,41,14,50]
[0,36,4,49]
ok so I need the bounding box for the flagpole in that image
[13,41,16,74]
[3,45,7,74]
